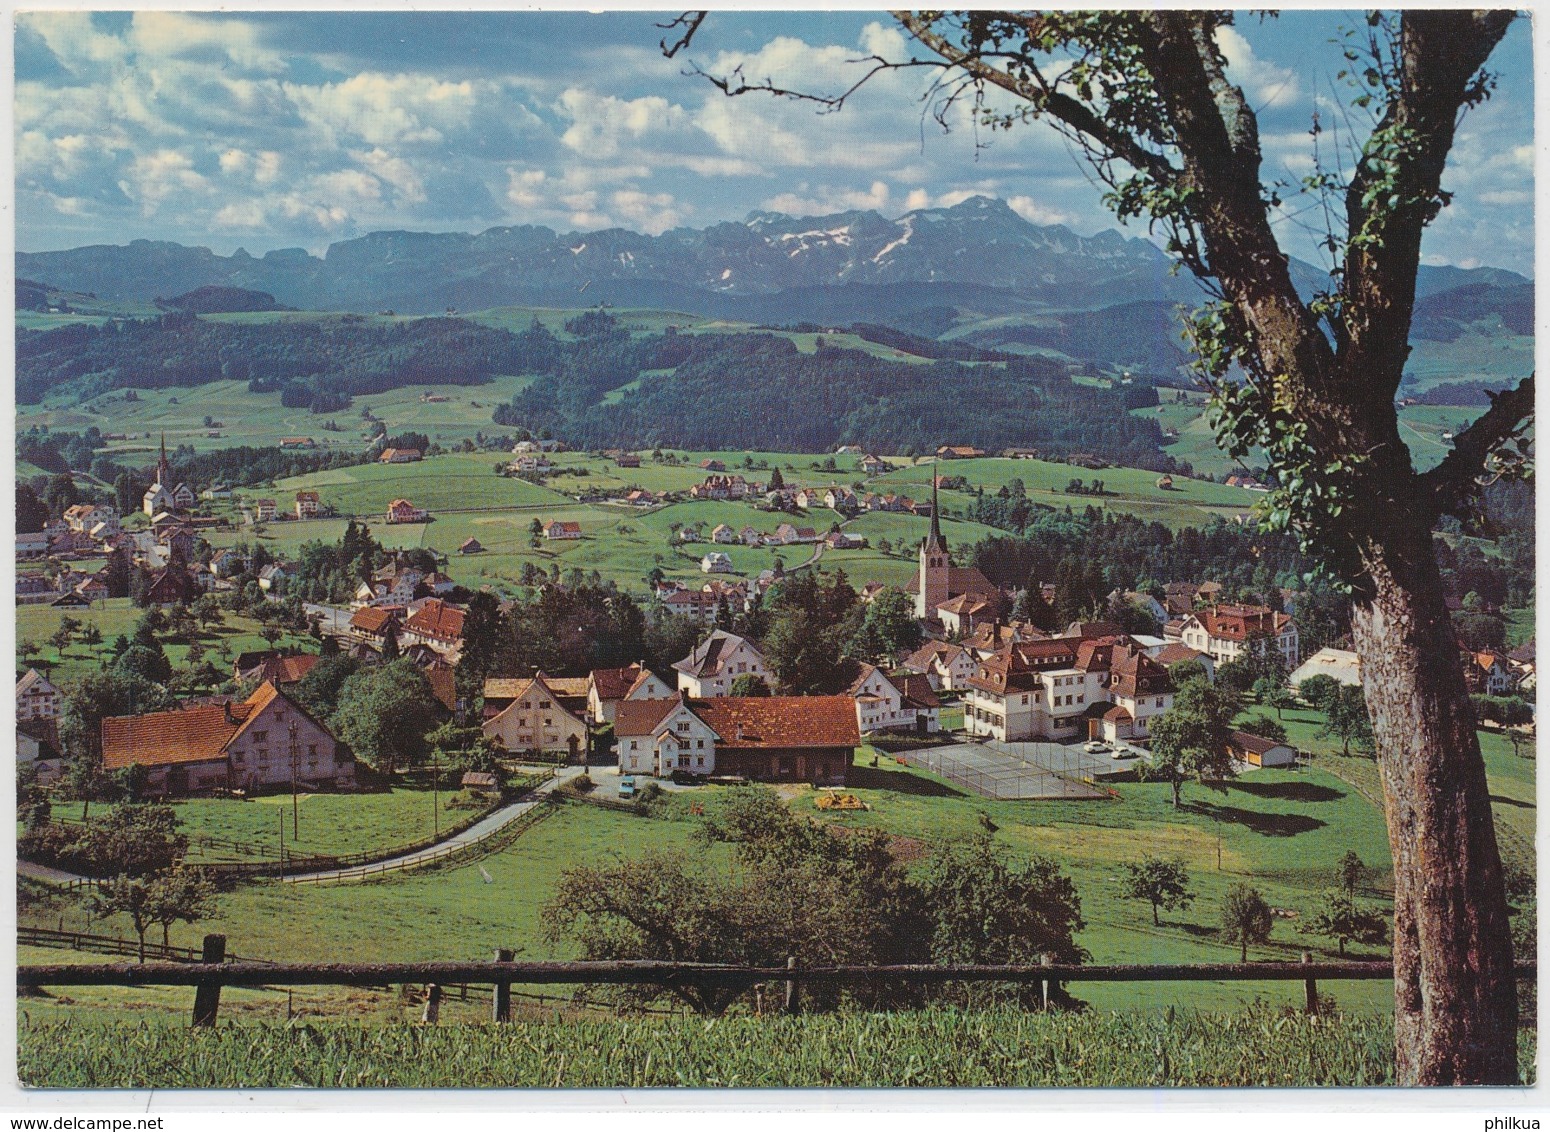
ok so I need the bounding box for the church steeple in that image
[927,458,945,551]
[155,432,171,488]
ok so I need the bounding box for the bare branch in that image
[682,55,939,114]
[658,12,708,60]
[1419,374,1535,519]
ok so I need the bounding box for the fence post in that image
[422,983,442,1025]
[783,955,798,1015]
[1302,951,1317,1014]
[1040,953,1053,1011]
[493,948,513,1024]
[190,933,226,1028]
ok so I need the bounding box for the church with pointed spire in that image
[142,432,193,516]
[909,461,1004,628]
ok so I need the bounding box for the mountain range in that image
[20,195,1529,321]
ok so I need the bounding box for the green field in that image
[15,598,309,686]
[24,1008,1515,1088]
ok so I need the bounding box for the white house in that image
[1179,604,1299,671]
[700,552,734,574]
[711,524,737,544]
[616,695,722,777]
[17,531,49,559]
[16,669,62,721]
[901,640,980,691]
[673,630,769,698]
[587,664,673,725]
[1228,730,1298,769]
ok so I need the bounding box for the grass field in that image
[168,786,463,861]
[15,598,310,686]
[25,1008,1525,1088]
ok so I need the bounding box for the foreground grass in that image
[27,1007,1531,1089]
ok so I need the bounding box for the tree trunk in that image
[1152,903,1159,927]
[1350,518,1518,1085]
[1239,937,1246,964]
[1170,780,1181,808]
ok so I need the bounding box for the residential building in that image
[895,673,942,733]
[544,520,582,540]
[480,674,588,758]
[233,652,320,687]
[1097,645,1176,744]
[673,629,769,698]
[901,640,980,691]
[379,448,423,464]
[254,499,278,522]
[16,531,49,559]
[711,524,736,544]
[849,664,907,733]
[102,681,352,796]
[615,453,642,468]
[700,552,734,574]
[401,598,466,659]
[142,566,200,607]
[1149,642,1216,683]
[170,483,197,510]
[295,490,321,519]
[386,499,428,524]
[17,718,64,785]
[937,445,986,459]
[615,693,858,783]
[587,664,673,725]
[348,606,401,650]
[16,669,62,721]
[660,587,723,623]
[1462,650,1516,696]
[459,537,484,555]
[64,504,118,534]
[279,437,317,451]
[257,564,289,592]
[1178,604,1299,671]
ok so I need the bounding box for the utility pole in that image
[432,745,439,838]
[278,804,285,880]
[289,721,299,840]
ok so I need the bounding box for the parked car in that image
[618,776,637,798]
[1082,740,1109,754]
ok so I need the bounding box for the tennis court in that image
[901,740,1111,800]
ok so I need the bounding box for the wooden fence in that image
[22,936,1533,1027]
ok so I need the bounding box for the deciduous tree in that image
[1120,855,1194,926]
[665,7,1529,1080]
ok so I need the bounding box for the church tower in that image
[916,462,950,619]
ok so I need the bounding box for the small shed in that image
[461,771,500,793]
[1228,730,1297,768]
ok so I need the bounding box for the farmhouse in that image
[386,499,428,524]
[102,681,352,796]
[458,537,484,555]
[937,445,986,459]
[615,693,858,784]
[280,437,317,451]
[673,629,769,698]
[861,454,890,475]
[17,718,64,785]
[544,520,582,540]
[480,674,588,758]
[711,524,736,544]
[1178,604,1300,671]
[587,664,673,724]
[380,448,423,464]
[615,453,642,468]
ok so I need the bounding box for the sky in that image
[12,9,1537,275]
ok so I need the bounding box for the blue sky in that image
[14,10,1535,275]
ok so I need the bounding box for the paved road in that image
[280,767,580,884]
[18,860,89,885]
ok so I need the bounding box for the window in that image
[678,722,690,732]
[254,731,268,743]
[1021,695,1028,705]
[630,741,638,751]
[539,700,551,709]
[308,745,317,756]
[1156,697,1165,707]
[697,740,704,749]
[678,740,690,751]
[696,757,704,767]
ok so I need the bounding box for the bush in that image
[561,774,595,795]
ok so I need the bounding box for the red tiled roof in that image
[249,653,320,685]
[591,664,646,702]
[404,599,465,642]
[613,696,683,738]
[349,606,398,634]
[1153,643,1210,668]
[1191,603,1292,640]
[101,681,309,770]
[893,672,941,710]
[424,666,457,713]
[693,696,859,749]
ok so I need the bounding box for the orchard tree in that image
[1120,855,1194,926]
[1142,680,1240,807]
[663,8,1530,1081]
[1220,882,1274,962]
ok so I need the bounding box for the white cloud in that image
[214,200,267,228]
[555,89,689,159]
[506,168,548,210]
[762,180,891,216]
[611,189,685,234]
[119,149,210,215]
[1216,26,1303,111]
[353,148,426,205]
[1006,196,1073,227]
[129,12,287,75]
[286,72,479,147]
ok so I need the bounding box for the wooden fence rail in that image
[20,937,1535,1028]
